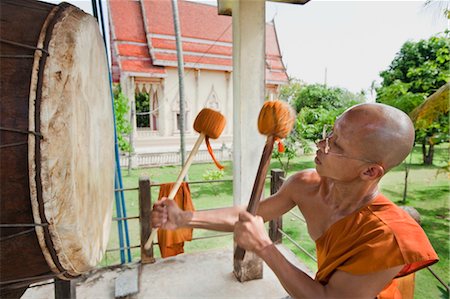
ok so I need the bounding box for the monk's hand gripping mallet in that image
[144,108,226,250]
[234,100,295,261]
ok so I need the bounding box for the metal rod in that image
[288,210,306,223]
[0,127,43,138]
[0,55,34,58]
[0,272,66,286]
[112,216,139,221]
[0,38,49,55]
[0,141,28,148]
[116,179,234,191]
[0,223,48,227]
[0,229,35,242]
[427,266,450,292]
[149,178,233,187]
[278,228,317,262]
[191,233,232,241]
[106,245,140,253]
[28,281,55,288]
[91,0,98,21]
[114,187,139,192]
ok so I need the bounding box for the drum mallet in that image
[144,108,226,250]
[234,100,295,261]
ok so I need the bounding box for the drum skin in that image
[0,0,114,290]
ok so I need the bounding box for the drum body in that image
[0,0,114,291]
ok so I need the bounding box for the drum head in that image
[28,4,114,277]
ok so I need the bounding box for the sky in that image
[47,0,447,96]
[265,1,448,94]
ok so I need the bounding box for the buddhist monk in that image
[152,103,438,298]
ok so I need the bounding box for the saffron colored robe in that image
[157,182,195,258]
[315,194,438,298]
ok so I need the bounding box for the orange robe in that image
[315,194,438,298]
[157,182,195,258]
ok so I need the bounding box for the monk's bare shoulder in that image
[288,168,321,186]
[282,169,321,203]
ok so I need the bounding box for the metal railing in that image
[102,177,235,266]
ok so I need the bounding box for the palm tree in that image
[410,83,449,128]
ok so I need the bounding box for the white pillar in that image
[232,0,266,207]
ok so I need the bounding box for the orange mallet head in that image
[193,108,226,139]
[193,108,227,169]
[257,100,295,139]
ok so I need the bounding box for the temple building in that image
[108,0,288,166]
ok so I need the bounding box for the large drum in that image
[0,0,115,294]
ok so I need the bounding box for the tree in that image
[290,83,363,113]
[274,83,364,172]
[113,86,132,153]
[272,126,301,174]
[376,33,450,165]
[278,78,305,104]
[411,83,450,165]
[287,83,363,141]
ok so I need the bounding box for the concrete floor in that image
[23,245,314,299]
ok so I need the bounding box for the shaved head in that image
[338,103,415,171]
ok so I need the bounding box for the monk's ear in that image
[360,164,384,180]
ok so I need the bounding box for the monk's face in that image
[315,110,374,181]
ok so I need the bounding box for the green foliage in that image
[272,133,299,174]
[202,169,225,196]
[113,86,132,153]
[135,92,150,127]
[273,83,363,171]
[296,106,348,142]
[376,33,450,164]
[202,169,225,181]
[377,34,450,105]
[376,80,426,114]
[290,83,364,112]
[279,78,305,103]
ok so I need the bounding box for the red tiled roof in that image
[109,1,146,43]
[109,0,288,84]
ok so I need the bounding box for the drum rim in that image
[28,2,114,279]
[31,2,78,280]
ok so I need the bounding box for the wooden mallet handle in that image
[144,133,205,250]
[234,100,295,261]
[234,135,275,261]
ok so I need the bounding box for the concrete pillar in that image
[232,0,266,282]
[121,75,137,165]
[157,82,166,137]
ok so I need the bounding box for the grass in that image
[102,144,449,299]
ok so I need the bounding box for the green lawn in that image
[103,144,449,298]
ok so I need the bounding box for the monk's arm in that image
[258,244,402,298]
[154,174,298,232]
[181,206,245,232]
[183,183,296,231]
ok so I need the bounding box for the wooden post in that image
[269,169,284,244]
[139,176,155,263]
[54,278,76,299]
